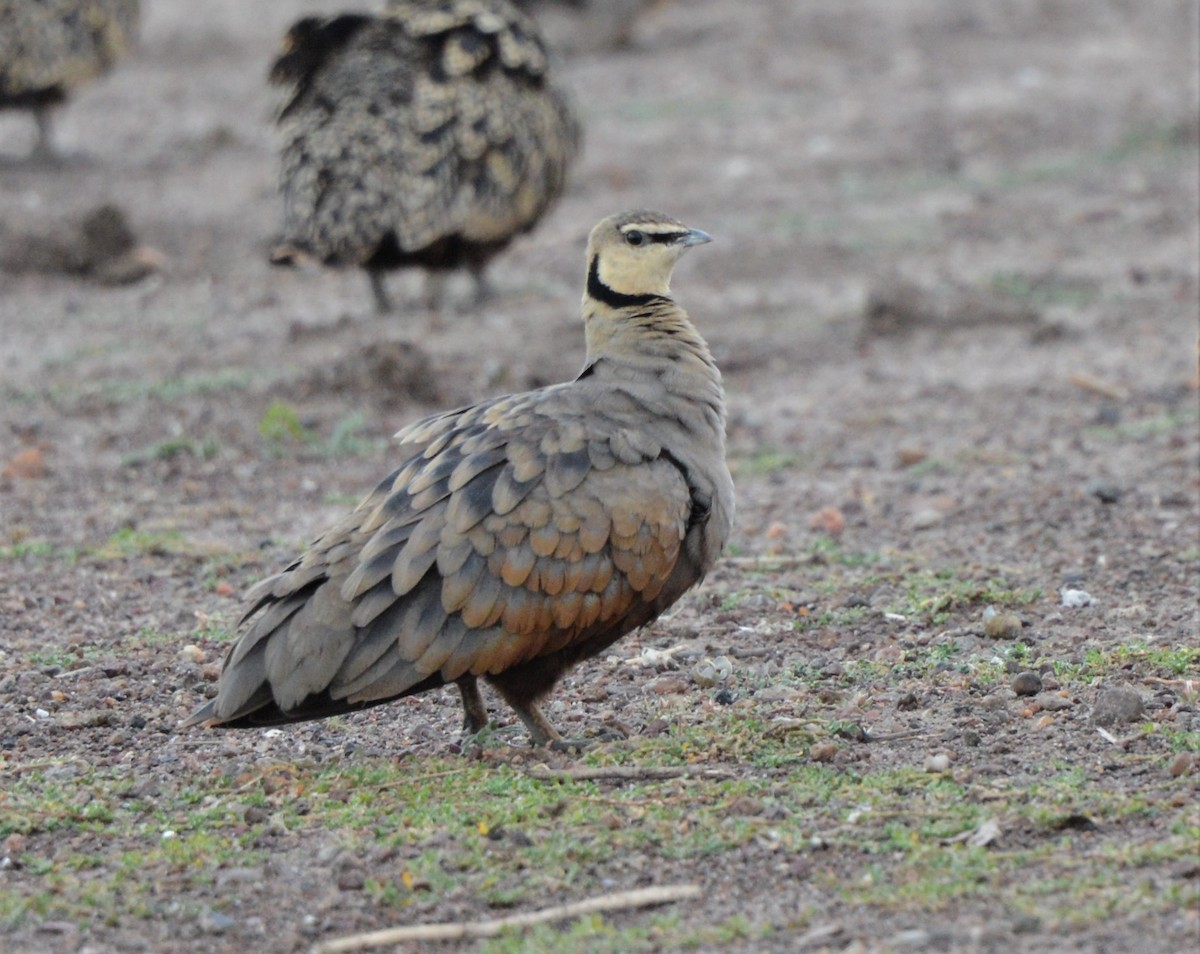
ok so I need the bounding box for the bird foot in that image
[545,726,626,753]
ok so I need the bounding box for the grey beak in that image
[679,228,712,247]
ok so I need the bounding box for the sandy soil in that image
[1,1,1197,952]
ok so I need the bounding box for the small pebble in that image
[4,833,28,857]
[1034,692,1073,712]
[179,644,205,664]
[200,910,237,933]
[1087,479,1122,504]
[1011,671,1043,696]
[924,753,952,773]
[336,870,365,891]
[244,806,268,825]
[983,613,1023,639]
[1091,685,1144,727]
[650,675,689,696]
[1060,588,1094,608]
[911,507,944,530]
[727,796,764,816]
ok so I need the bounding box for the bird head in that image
[270,15,375,86]
[584,210,711,305]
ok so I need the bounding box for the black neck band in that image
[587,257,664,309]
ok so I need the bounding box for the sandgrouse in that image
[183,210,733,748]
[268,0,580,314]
[0,0,140,160]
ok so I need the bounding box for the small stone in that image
[765,521,788,540]
[1091,685,1144,727]
[807,506,845,536]
[891,929,933,949]
[728,796,764,816]
[2,447,47,479]
[1168,753,1194,777]
[336,870,365,891]
[179,644,205,664]
[983,613,1023,640]
[810,742,838,762]
[924,753,952,773]
[650,675,689,696]
[4,833,28,858]
[1034,692,1073,712]
[1011,671,1043,696]
[59,709,115,729]
[1087,479,1122,504]
[200,910,236,933]
[911,507,944,530]
[1012,914,1042,934]
[244,806,268,825]
[1060,588,1094,608]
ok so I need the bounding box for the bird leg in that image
[457,675,490,735]
[489,684,620,751]
[368,270,393,313]
[421,271,448,314]
[467,262,494,308]
[511,699,565,748]
[31,107,60,165]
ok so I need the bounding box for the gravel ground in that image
[1,1,1197,952]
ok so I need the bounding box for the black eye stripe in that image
[622,229,685,245]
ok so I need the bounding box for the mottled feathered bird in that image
[268,0,580,314]
[0,0,139,160]
[184,210,733,748]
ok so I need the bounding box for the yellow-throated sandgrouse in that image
[184,210,733,747]
[268,0,580,313]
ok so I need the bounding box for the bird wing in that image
[200,383,692,724]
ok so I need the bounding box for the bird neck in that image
[579,282,726,441]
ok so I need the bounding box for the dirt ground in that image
[1,1,1198,952]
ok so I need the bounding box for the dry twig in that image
[1067,371,1128,401]
[525,764,736,782]
[313,883,701,952]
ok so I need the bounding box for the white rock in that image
[1060,588,1094,608]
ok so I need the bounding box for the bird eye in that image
[625,230,645,246]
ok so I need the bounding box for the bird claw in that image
[546,725,625,753]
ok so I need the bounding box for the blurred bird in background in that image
[268,0,581,315]
[0,0,139,161]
